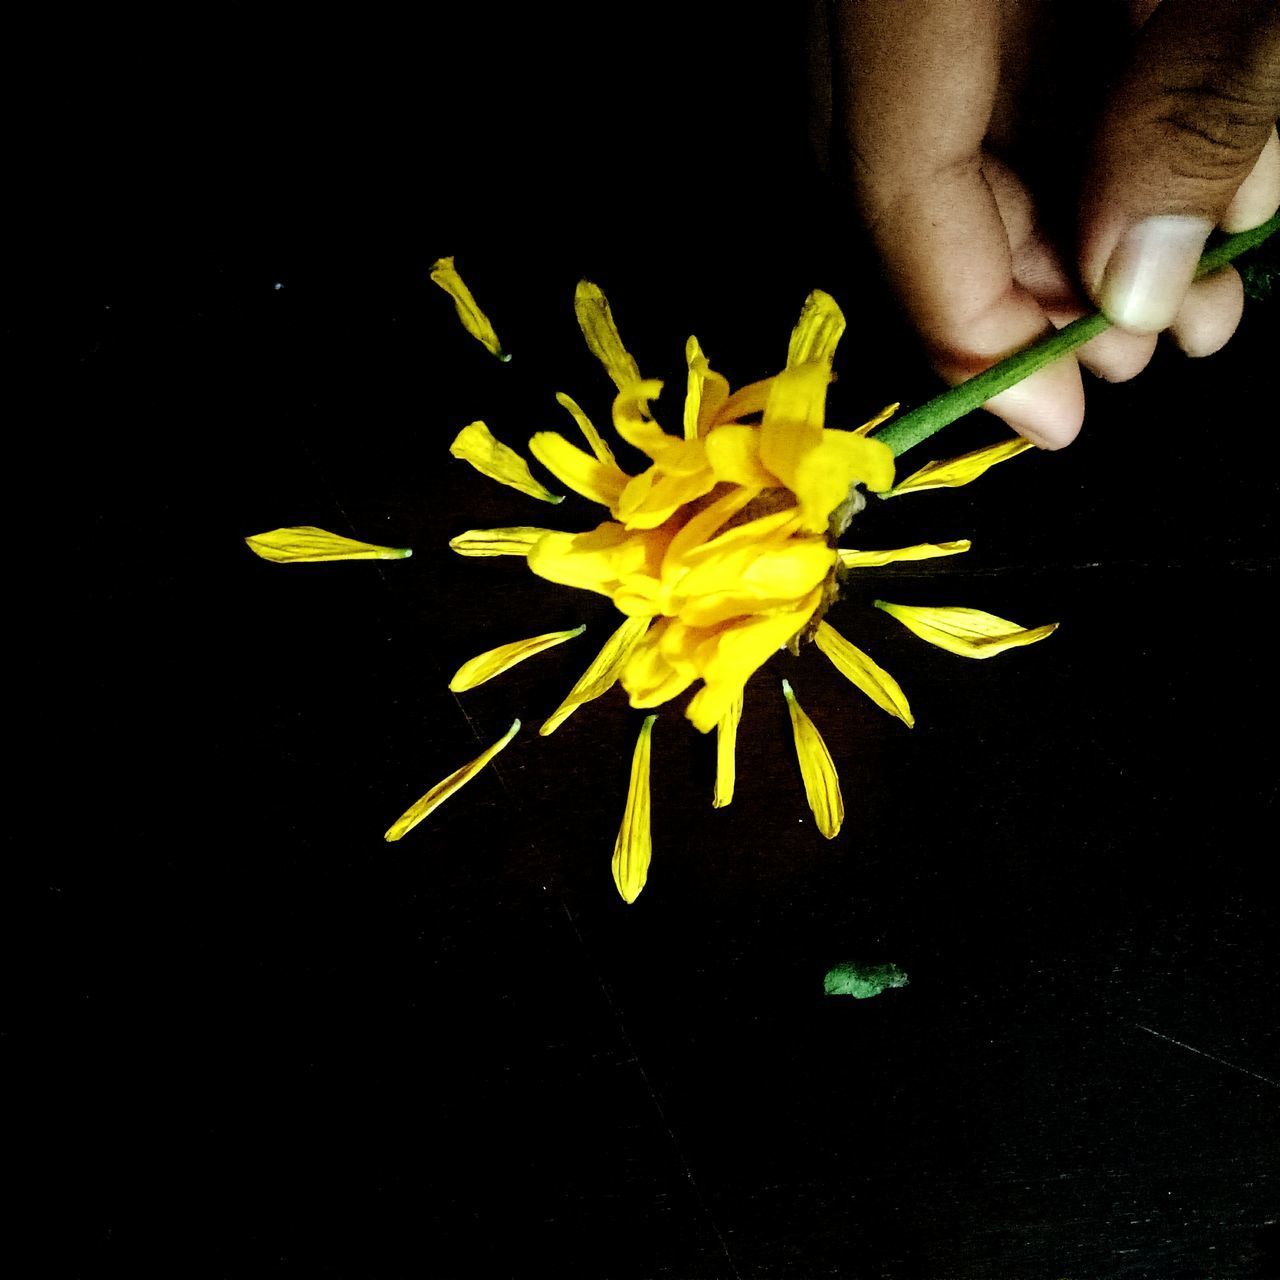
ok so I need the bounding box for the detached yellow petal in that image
[528,431,630,509]
[875,600,1058,658]
[429,256,509,361]
[882,437,1034,498]
[853,402,900,437]
[781,680,843,840]
[575,280,642,391]
[246,526,412,563]
[384,719,520,842]
[813,621,914,727]
[555,392,618,467]
[787,290,846,369]
[838,540,971,568]
[541,615,651,735]
[449,625,585,692]
[450,421,563,504]
[712,690,743,809]
[449,527,557,557]
[612,715,656,903]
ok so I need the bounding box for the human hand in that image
[810,0,1280,447]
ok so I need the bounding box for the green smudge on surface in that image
[823,961,909,999]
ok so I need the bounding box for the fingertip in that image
[1170,267,1245,358]
[1221,130,1280,235]
[983,355,1085,450]
[1076,326,1159,384]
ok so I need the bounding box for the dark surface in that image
[39,9,1280,1278]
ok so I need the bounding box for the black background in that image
[35,5,1280,1277]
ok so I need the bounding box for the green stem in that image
[873,211,1280,458]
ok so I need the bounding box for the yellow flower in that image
[251,273,1058,903]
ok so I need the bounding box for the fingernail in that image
[1101,215,1213,333]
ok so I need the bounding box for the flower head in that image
[248,263,1057,902]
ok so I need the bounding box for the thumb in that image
[1079,0,1280,333]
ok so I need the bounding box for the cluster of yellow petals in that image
[525,286,895,733]
[247,262,1062,905]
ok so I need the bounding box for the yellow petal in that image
[678,507,801,568]
[448,625,585,692]
[712,690,743,809]
[760,364,893,528]
[660,486,759,577]
[875,600,1058,658]
[528,431,630,509]
[541,615,651,735]
[787,290,847,369]
[684,335,730,439]
[623,623,699,707]
[617,463,718,530]
[704,424,779,488]
[763,361,829,445]
[555,391,618,467]
[684,587,823,733]
[384,719,520,842]
[782,679,843,839]
[575,280,642,391]
[612,715,656,904]
[672,539,835,628]
[450,421,563,504]
[710,376,775,427]
[613,380,685,462]
[246,526,412,563]
[449,527,558,557]
[429,256,510,361]
[527,521,671,602]
[852,402,900,437]
[789,431,896,526]
[838,540,971,568]
[813,621,914,727]
[882,437,1034,498]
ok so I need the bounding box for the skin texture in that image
[811,0,1280,447]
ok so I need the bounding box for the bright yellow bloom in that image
[246,526,412,563]
[514,287,898,741]
[384,719,520,842]
[449,626,585,692]
[612,715,656,904]
[875,601,1058,658]
[450,421,563,504]
[430,256,510,361]
[782,679,843,839]
[254,273,1059,904]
